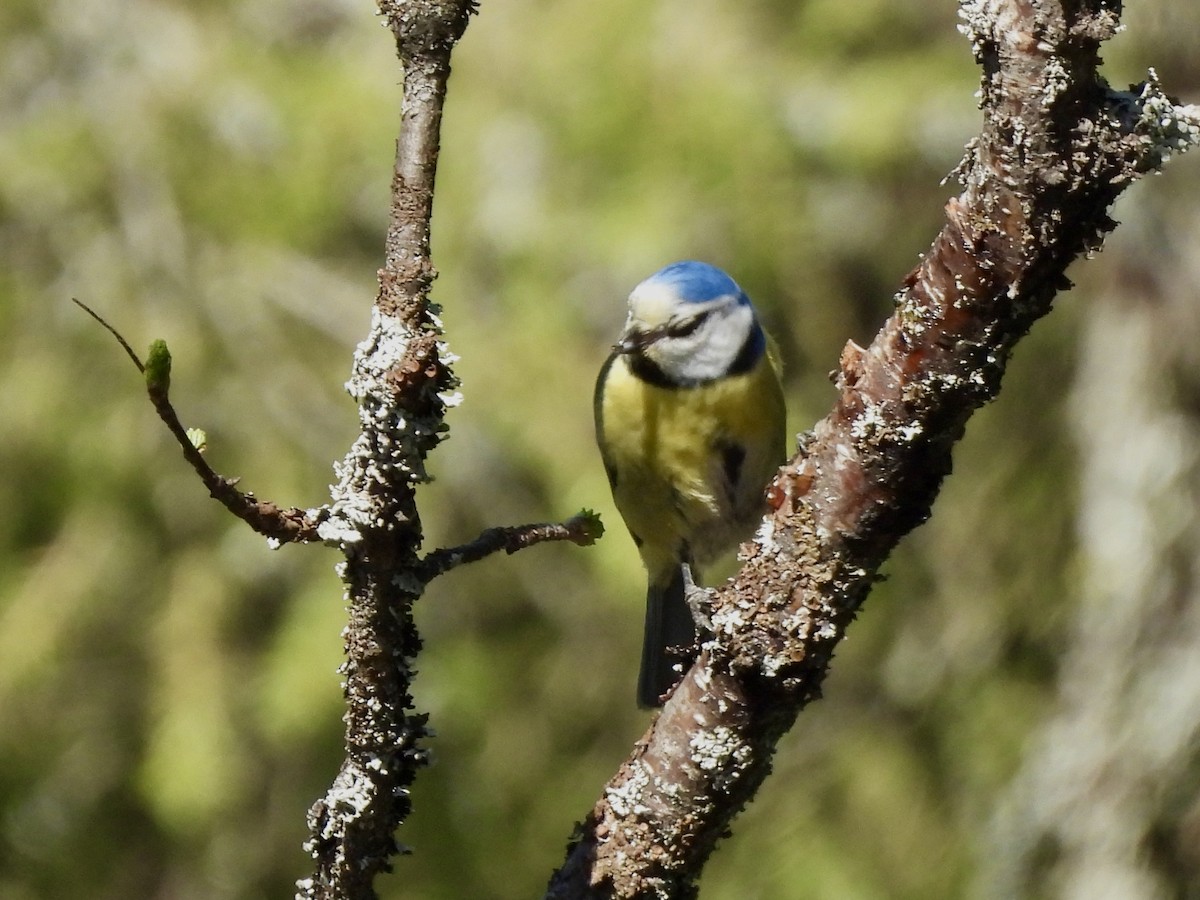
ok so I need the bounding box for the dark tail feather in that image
[637,565,697,708]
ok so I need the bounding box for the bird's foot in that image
[682,563,717,633]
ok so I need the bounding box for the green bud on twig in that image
[145,340,172,394]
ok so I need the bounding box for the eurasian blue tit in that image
[594,261,787,708]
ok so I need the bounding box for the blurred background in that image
[2,0,1200,897]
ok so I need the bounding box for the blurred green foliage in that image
[1,0,1198,897]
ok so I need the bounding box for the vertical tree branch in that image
[297,2,474,898]
[546,1,1200,896]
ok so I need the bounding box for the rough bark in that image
[296,3,475,898]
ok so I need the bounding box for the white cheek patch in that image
[650,331,704,369]
[648,304,755,383]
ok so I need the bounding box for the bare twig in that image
[73,299,321,544]
[546,2,1200,897]
[418,511,604,582]
[72,298,145,372]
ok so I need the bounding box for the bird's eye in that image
[666,311,710,338]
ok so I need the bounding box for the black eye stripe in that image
[666,310,711,338]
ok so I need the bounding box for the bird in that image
[594,261,787,708]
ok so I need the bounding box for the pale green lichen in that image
[1130,69,1200,172]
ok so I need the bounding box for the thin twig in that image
[72,298,144,372]
[418,511,603,582]
[74,299,321,544]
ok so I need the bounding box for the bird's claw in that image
[682,564,716,632]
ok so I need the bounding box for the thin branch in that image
[73,299,321,544]
[546,1,1200,896]
[418,511,604,582]
[72,298,144,372]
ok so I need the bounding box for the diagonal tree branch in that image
[546,1,1200,896]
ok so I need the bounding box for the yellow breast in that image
[595,350,786,578]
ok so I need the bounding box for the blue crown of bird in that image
[594,260,787,707]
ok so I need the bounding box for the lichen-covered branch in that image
[546,2,1200,897]
[296,2,476,898]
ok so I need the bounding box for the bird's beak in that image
[613,325,666,354]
